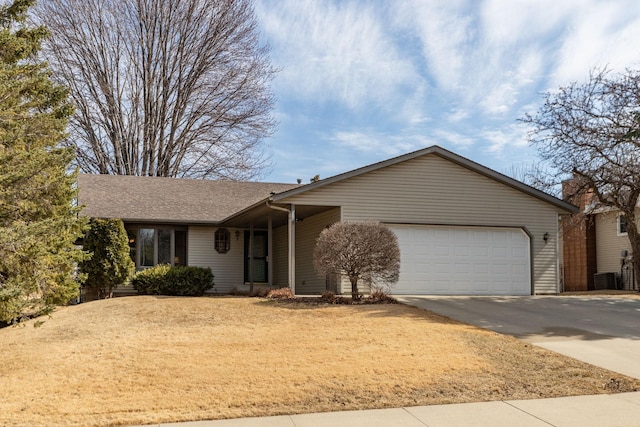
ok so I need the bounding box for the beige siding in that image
[272,225,288,287]
[338,277,352,295]
[338,276,369,296]
[283,154,564,294]
[295,208,341,294]
[595,211,630,274]
[188,226,244,294]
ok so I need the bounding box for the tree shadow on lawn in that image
[256,296,640,343]
[255,296,464,325]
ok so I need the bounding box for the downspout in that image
[557,213,563,294]
[266,201,296,294]
[268,215,273,287]
[249,222,254,294]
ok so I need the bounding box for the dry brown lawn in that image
[1,296,639,427]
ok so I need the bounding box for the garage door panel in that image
[473,230,489,240]
[512,246,527,257]
[433,262,451,273]
[453,230,469,242]
[492,246,508,257]
[391,225,531,296]
[433,245,450,257]
[474,264,489,274]
[454,246,469,256]
[435,229,449,240]
[493,263,509,275]
[493,282,510,292]
[512,264,527,275]
[474,280,490,292]
[454,263,470,273]
[473,246,489,257]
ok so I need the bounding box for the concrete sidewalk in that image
[138,391,640,427]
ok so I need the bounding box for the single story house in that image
[78,145,578,296]
[562,182,638,291]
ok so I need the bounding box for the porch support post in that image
[289,204,296,294]
[249,222,254,294]
[267,215,273,287]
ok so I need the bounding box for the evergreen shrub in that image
[132,265,214,296]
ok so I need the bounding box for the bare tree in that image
[36,0,276,179]
[313,221,400,300]
[522,68,640,287]
[503,162,560,197]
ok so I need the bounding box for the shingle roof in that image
[77,174,299,224]
[78,145,579,225]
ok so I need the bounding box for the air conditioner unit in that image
[592,272,616,290]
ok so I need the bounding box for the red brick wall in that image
[562,214,596,291]
[561,179,597,291]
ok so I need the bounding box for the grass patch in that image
[1,296,638,426]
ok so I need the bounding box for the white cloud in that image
[257,0,640,184]
[254,0,422,111]
[479,82,516,115]
[552,1,640,85]
[446,108,470,123]
[432,129,475,149]
[397,82,432,126]
[480,0,575,45]
[329,130,428,156]
[480,124,529,154]
[393,0,474,94]
[394,0,562,118]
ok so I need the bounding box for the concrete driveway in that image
[395,295,640,379]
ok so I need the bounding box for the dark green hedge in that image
[131,265,214,296]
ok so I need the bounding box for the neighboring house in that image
[78,145,578,296]
[562,181,638,291]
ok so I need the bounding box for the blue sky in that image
[253,0,640,184]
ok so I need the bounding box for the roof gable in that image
[271,145,578,213]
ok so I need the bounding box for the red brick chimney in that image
[561,178,596,291]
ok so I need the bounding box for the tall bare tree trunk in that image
[349,276,360,301]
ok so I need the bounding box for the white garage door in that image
[390,225,531,295]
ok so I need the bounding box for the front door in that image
[244,230,268,283]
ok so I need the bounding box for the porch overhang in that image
[221,199,340,294]
[220,201,338,229]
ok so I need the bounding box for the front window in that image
[244,230,268,283]
[140,228,155,267]
[127,226,187,268]
[158,229,172,264]
[618,215,628,236]
[174,230,187,265]
[127,229,137,264]
[214,228,231,254]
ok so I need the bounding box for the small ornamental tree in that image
[80,219,134,299]
[313,221,401,300]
